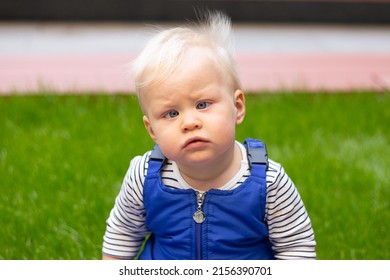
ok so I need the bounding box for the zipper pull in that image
[193,192,206,223]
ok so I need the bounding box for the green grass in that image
[0,92,389,260]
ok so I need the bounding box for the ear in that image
[234,90,246,125]
[143,115,157,142]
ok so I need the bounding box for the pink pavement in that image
[1,52,390,94]
[236,53,390,92]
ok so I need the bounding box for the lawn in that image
[0,92,389,260]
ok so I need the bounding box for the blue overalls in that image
[138,138,275,260]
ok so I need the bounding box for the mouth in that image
[183,137,208,149]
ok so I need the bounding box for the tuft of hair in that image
[197,9,235,51]
[130,10,241,97]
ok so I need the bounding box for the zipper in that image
[193,191,206,259]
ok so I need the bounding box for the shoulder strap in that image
[244,138,268,178]
[147,144,166,174]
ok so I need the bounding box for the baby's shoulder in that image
[265,159,284,184]
[124,150,152,180]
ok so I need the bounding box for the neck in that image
[177,143,242,192]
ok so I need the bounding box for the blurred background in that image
[1,0,390,93]
[2,0,390,23]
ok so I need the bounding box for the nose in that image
[181,111,202,132]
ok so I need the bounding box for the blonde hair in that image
[130,11,241,97]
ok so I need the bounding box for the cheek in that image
[150,123,176,144]
[213,104,238,125]
[209,113,236,135]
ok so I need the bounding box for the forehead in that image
[139,48,231,106]
[171,48,225,84]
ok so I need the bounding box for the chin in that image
[181,153,217,166]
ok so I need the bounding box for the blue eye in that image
[164,110,179,119]
[196,101,209,110]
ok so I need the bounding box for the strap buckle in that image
[150,144,166,162]
[244,139,268,168]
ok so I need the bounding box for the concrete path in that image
[1,22,390,93]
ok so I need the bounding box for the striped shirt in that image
[103,142,316,259]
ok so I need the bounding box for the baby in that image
[102,11,316,260]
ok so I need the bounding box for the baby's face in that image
[141,47,245,169]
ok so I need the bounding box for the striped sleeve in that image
[266,160,317,259]
[102,152,151,259]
